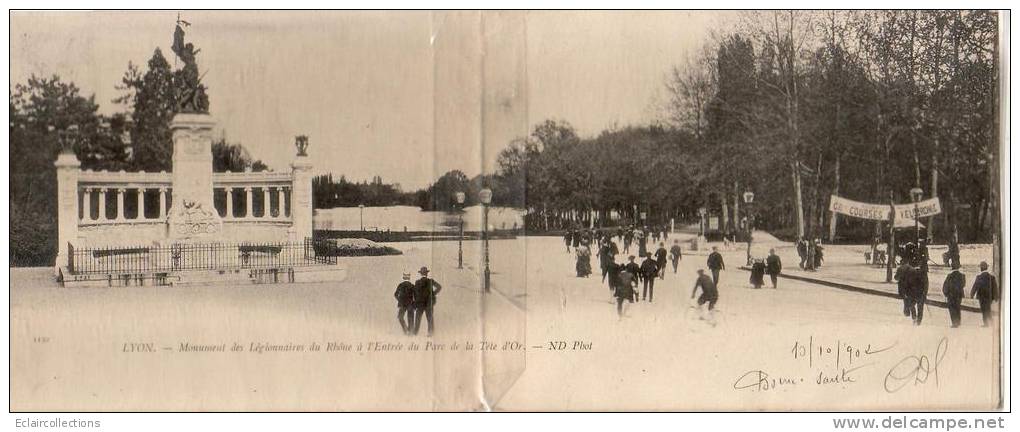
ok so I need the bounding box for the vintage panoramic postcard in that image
[9,10,1006,412]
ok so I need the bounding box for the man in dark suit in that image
[394,272,415,335]
[599,241,614,284]
[895,259,913,318]
[411,266,443,337]
[669,240,683,273]
[640,253,659,302]
[766,249,782,289]
[903,264,927,326]
[654,243,668,280]
[707,246,725,286]
[942,263,965,328]
[622,255,640,301]
[605,256,623,300]
[970,261,999,327]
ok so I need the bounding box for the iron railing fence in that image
[67,238,337,275]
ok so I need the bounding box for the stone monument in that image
[166,113,223,239]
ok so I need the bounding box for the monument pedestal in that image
[166,113,223,240]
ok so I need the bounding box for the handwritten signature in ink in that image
[883,337,948,393]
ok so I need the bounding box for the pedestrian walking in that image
[895,258,913,318]
[749,259,766,289]
[637,229,648,257]
[563,231,572,253]
[765,249,782,289]
[813,239,824,269]
[669,240,683,273]
[970,261,999,327]
[411,266,443,337]
[707,246,725,286]
[640,253,659,302]
[805,240,817,271]
[599,241,614,284]
[576,243,592,277]
[394,273,415,335]
[942,263,965,328]
[654,242,668,279]
[902,263,927,326]
[615,268,637,319]
[691,269,719,324]
[624,255,641,284]
[604,257,621,296]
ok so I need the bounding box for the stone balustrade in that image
[60,164,312,253]
[54,112,315,270]
[75,171,296,225]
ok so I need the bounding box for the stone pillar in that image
[97,188,107,221]
[262,187,271,218]
[224,187,233,219]
[276,187,286,219]
[167,113,222,239]
[82,187,92,222]
[55,151,81,269]
[115,188,126,221]
[244,187,254,219]
[289,157,314,241]
[158,187,168,219]
[137,188,145,219]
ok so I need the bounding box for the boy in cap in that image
[691,269,719,323]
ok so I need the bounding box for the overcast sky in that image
[11,11,718,190]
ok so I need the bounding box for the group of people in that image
[390,229,998,335]
[591,236,723,323]
[897,255,999,328]
[796,238,824,270]
[748,249,783,289]
[567,225,676,279]
[393,266,443,337]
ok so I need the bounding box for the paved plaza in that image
[10,234,1000,411]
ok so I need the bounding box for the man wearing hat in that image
[394,273,415,335]
[640,252,659,302]
[411,266,443,336]
[941,263,965,328]
[970,261,999,327]
[707,246,725,286]
[654,242,668,280]
[624,255,641,284]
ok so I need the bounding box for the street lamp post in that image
[698,207,707,237]
[743,190,755,265]
[358,204,365,231]
[479,188,493,293]
[455,191,466,269]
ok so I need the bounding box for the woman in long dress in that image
[576,244,592,277]
[750,258,766,289]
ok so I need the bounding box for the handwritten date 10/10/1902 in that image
[733,337,948,394]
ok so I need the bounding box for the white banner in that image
[829,195,941,221]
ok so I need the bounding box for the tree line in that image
[352,11,999,245]
[660,10,999,245]
[461,11,998,243]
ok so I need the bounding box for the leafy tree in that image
[10,75,128,265]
